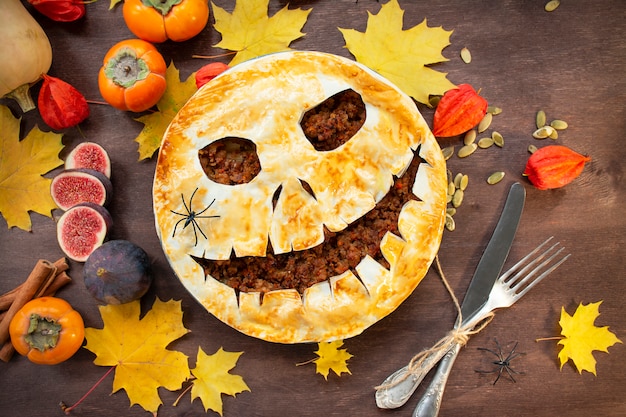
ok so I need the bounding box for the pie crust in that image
[153,51,447,343]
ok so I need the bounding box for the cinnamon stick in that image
[0,341,15,362]
[0,270,72,363]
[0,259,57,347]
[0,258,70,311]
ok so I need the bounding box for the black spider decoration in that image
[170,188,219,246]
[475,339,525,385]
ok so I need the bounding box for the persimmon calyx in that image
[144,0,183,15]
[25,313,61,351]
[104,49,150,89]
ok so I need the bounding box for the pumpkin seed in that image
[533,126,554,139]
[464,129,477,145]
[528,144,538,154]
[429,95,441,107]
[545,0,560,12]
[550,119,568,130]
[448,181,456,196]
[477,112,492,133]
[446,207,457,216]
[477,137,494,149]
[460,47,472,64]
[452,189,464,208]
[492,131,504,147]
[536,110,546,129]
[549,128,559,140]
[442,146,455,160]
[453,173,463,189]
[446,193,453,203]
[487,106,502,115]
[487,171,505,185]
[459,174,469,191]
[457,143,477,158]
[445,213,456,231]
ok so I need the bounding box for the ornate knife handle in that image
[375,338,455,409]
[413,343,461,417]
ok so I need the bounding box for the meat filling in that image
[195,90,423,295]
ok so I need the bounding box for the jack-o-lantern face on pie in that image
[153,51,447,343]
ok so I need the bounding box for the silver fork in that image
[412,237,570,417]
[375,237,570,412]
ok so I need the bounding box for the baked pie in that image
[153,51,447,343]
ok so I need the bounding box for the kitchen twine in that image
[375,255,494,391]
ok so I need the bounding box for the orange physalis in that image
[524,145,591,190]
[195,62,230,89]
[38,74,89,130]
[28,0,86,22]
[432,84,487,137]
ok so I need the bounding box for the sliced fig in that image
[83,240,152,305]
[51,168,113,211]
[65,142,111,178]
[57,203,113,262]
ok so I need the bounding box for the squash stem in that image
[5,83,36,113]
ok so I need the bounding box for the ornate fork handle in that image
[413,343,461,417]
[375,338,456,409]
[376,308,489,409]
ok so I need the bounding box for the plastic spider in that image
[170,188,219,246]
[475,338,525,385]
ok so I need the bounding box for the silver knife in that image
[375,182,526,409]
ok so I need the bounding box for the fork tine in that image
[499,236,554,282]
[505,241,562,286]
[512,248,570,299]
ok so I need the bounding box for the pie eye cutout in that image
[198,137,261,185]
[301,89,366,152]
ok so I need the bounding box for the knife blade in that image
[459,181,526,323]
[410,182,526,417]
[375,181,526,409]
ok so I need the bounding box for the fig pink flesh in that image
[66,142,111,178]
[51,171,109,210]
[57,205,110,262]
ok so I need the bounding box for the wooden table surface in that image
[1,1,625,416]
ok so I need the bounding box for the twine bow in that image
[375,255,494,391]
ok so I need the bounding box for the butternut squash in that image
[0,0,53,112]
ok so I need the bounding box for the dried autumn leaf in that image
[188,347,250,415]
[0,105,64,231]
[212,0,311,66]
[339,0,455,105]
[134,62,197,160]
[557,301,622,375]
[312,340,353,380]
[83,298,191,414]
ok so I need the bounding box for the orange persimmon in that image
[9,297,84,365]
[122,0,209,43]
[98,39,167,112]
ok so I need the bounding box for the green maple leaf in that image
[134,63,197,160]
[339,0,455,104]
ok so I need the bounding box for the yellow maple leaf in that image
[212,0,311,66]
[557,301,622,375]
[134,63,197,160]
[188,347,250,415]
[0,104,64,231]
[339,0,455,105]
[83,298,191,414]
[312,340,353,380]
